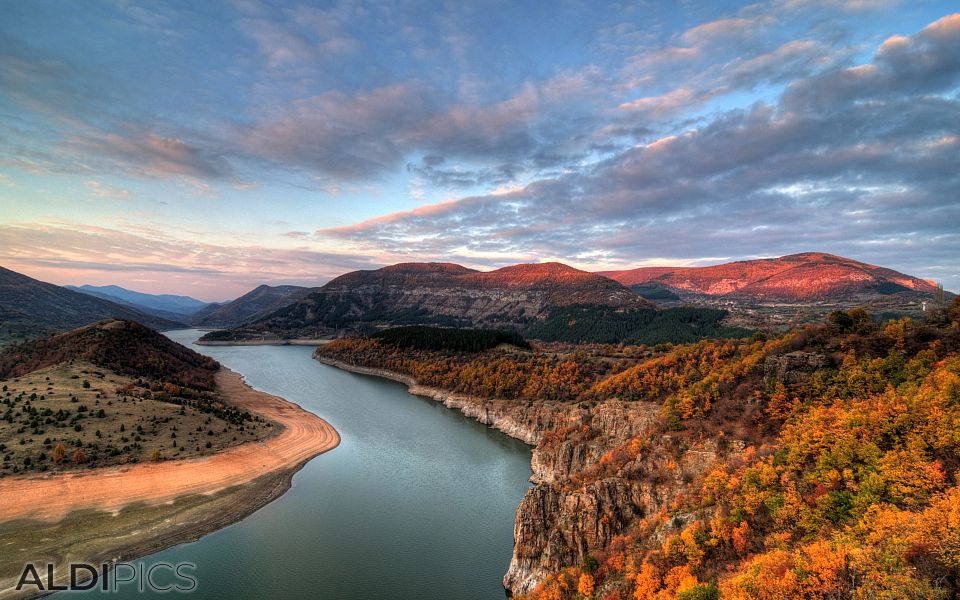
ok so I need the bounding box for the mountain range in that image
[202,262,653,341]
[66,284,212,321]
[0,266,181,344]
[2,252,949,346]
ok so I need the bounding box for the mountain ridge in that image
[189,284,311,328]
[0,266,182,344]
[202,261,654,340]
[66,284,211,320]
[598,252,945,301]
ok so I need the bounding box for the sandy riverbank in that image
[0,368,339,597]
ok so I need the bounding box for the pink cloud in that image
[0,222,381,301]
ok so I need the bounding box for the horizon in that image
[2,1,959,300]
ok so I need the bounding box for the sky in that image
[0,0,958,301]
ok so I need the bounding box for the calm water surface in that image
[79,329,532,599]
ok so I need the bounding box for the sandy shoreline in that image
[0,368,339,523]
[0,368,339,598]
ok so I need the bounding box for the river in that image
[79,329,532,599]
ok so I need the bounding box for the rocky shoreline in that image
[315,356,699,596]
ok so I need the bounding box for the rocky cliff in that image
[315,356,728,596]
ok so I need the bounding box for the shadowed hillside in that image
[66,284,211,320]
[0,319,218,391]
[190,284,310,328]
[0,266,182,345]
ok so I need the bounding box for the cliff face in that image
[506,419,729,595]
[315,356,726,596]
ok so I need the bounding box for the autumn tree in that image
[577,572,594,598]
[52,442,66,464]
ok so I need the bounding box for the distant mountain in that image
[190,284,311,328]
[202,262,654,341]
[598,253,944,303]
[66,284,211,320]
[0,266,182,344]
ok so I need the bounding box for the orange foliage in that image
[578,573,595,598]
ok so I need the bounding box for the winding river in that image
[80,329,532,599]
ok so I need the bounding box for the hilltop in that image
[0,319,218,388]
[0,266,181,344]
[599,252,949,329]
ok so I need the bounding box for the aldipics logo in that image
[16,562,198,593]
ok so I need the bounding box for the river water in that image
[79,329,532,599]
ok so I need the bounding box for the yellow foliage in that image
[633,561,660,600]
[577,573,594,598]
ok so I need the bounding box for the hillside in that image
[317,300,960,599]
[190,284,310,328]
[202,262,654,341]
[0,266,182,344]
[0,319,272,474]
[0,319,217,387]
[66,284,211,319]
[599,252,942,302]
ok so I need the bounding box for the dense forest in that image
[371,326,531,352]
[629,284,681,301]
[523,305,752,345]
[318,300,960,599]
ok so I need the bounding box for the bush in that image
[676,584,719,600]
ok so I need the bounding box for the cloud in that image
[781,0,902,13]
[319,14,960,290]
[0,222,384,300]
[240,82,434,180]
[780,14,960,114]
[680,16,777,47]
[722,40,836,90]
[84,180,132,199]
[239,71,602,182]
[618,88,701,117]
[70,130,232,180]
